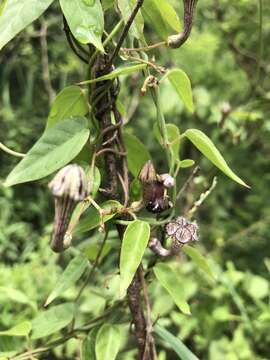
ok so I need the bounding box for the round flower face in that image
[165,216,199,244]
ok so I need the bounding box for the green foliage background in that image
[0,0,270,359]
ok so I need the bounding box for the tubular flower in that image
[48,164,87,252]
[138,161,171,214]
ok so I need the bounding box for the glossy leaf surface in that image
[120,220,150,296]
[60,0,104,51]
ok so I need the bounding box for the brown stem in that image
[127,270,149,359]
[167,0,198,49]
[107,0,145,69]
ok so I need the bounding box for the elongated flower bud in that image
[49,164,87,252]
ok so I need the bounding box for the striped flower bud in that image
[49,164,87,252]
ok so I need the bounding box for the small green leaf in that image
[153,263,190,315]
[79,62,147,85]
[95,324,121,360]
[31,303,74,340]
[154,324,199,360]
[153,122,180,162]
[120,220,150,296]
[81,327,99,360]
[76,200,123,233]
[179,159,195,168]
[45,254,89,306]
[4,117,90,187]
[60,0,104,51]
[162,69,194,113]
[46,86,88,129]
[183,246,215,280]
[0,322,32,337]
[0,0,54,50]
[184,129,249,187]
[123,132,151,177]
[117,0,144,39]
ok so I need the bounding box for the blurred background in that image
[0,0,270,359]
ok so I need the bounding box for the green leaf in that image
[46,86,88,129]
[84,242,111,262]
[179,159,195,168]
[45,254,89,306]
[142,0,169,39]
[0,0,54,50]
[153,0,181,32]
[117,0,144,39]
[0,322,32,337]
[153,263,190,315]
[123,132,151,177]
[81,327,99,360]
[79,62,147,85]
[120,220,150,296]
[76,200,123,233]
[95,324,121,360]
[162,69,194,113]
[59,0,104,51]
[4,117,90,187]
[183,245,215,280]
[31,303,74,340]
[154,324,199,360]
[154,122,180,163]
[0,0,7,16]
[184,129,249,187]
